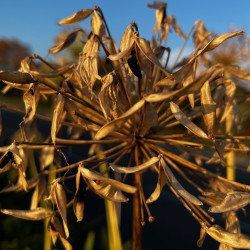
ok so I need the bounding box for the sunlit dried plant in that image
[0,2,250,250]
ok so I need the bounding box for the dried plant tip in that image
[148,216,155,223]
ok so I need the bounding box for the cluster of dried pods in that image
[0,2,250,249]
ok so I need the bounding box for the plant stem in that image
[133,145,142,250]
[97,146,123,250]
[43,218,52,250]
[133,174,142,250]
[226,112,235,181]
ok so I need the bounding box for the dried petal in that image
[73,170,86,221]
[209,192,250,213]
[40,146,55,170]
[197,227,207,247]
[51,94,65,144]
[0,207,51,220]
[170,102,208,139]
[79,166,137,194]
[0,71,34,84]
[146,166,167,203]
[58,9,93,25]
[201,80,216,138]
[161,158,202,205]
[86,179,129,202]
[205,224,250,248]
[135,37,173,79]
[196,31,244,56]
[49,29,80,54]
[110,156,160,174]
[30,175,47,209]
[226,65,250,81]
[51,180,69,238]
[147,64,223,102]
[95,98,145,140]
[91,10,105,37]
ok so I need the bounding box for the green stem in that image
[96,147,123,250]
[44,218,52,250]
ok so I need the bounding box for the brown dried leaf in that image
[98,73,114,121]
[48,216,73,250]
[17,167,28,192]
[79,166,137,194]
[147,2,166,32]
[110,156,160,174]
[0,175,39,194]
[30,65,74,78]
[0,207,51,220]
[197,227,207,248]
[120,22,135,52]
[51,94,65,144]
[196,31,244,56]
[205,224,250,248]
[51,180,69,238]
[95,98,145,140]
[219,243,234,250]
[225,212,240,234]
[86,179,129,202]
[135,36,173,79]
[108,40,135,61]
[226,65,250,81]
[0,71,34,84]
[146,165,167,203]
[172,17,186,39]
[0,151,13,173]
[48,216,65,244]
[59,235,73,250]
[174,58,197,108]
[147,64,223,103]
[170,102,208,139]
[201,81,216,138]
[49,29,80,54]
[147,1,167,9]
[30,175,47,209]
[209,192,250,213]
[73,170,86,222]
[81,35,100,90]
[40,146,55,170]
[58,9,93,25]
[192,20,210,48]
[161,158,203,205]
[139,103,158,137]
[91,10,105,37]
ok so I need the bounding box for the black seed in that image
[127,49,142,79]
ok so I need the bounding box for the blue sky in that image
[0,0,249,59]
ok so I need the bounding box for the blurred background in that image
[0,1,250,249]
